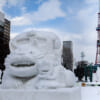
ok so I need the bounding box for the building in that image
[3,19,10,55]
[0,12,10,69]
[62,41,73,71]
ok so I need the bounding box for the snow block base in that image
[0,87,81,100]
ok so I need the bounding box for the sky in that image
[0,0,99,64]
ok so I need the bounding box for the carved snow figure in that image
[1,30,75,89]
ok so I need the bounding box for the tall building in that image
[3,19,10,55]
[0,12,10,68]
[62,41,73,71]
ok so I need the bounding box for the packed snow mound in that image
[96,67,100,82]
[1,30,75,89]
[0,87,81,100]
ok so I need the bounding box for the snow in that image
[0,87,81,100]
[74,81,100,100]
[82,86,100,100]
[0,30,81,100]
[1,81,100,100]
[1,29,100,100]
[96,67,100,82]
[80,67,100,100]
[1,30,76,89]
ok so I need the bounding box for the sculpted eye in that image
[17,38,30,44]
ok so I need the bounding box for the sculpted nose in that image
[14,50,24,55]
[14,48,33,55]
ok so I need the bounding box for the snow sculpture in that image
[1,30,75,89]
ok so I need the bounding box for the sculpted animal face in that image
[5,30,61,78]
[37,60,54,76]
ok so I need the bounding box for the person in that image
[74,64,84,81]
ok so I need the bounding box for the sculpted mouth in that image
[11,62,35,67]
[42,70,49,72]
[8,60,37,77]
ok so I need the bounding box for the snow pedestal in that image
[0,87,81,100]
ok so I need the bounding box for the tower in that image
[95,0,100,64]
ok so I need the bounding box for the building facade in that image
[0,12,10,70]
[62,41,73,71]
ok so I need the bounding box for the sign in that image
[97,40,100,46]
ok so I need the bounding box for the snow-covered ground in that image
[82,86,100,100]
[77,71,100,100]
[78,71,100,100]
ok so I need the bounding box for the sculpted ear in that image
[53,39,61,49]
[10,39,17,52]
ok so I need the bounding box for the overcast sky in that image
[0,0,99,64]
